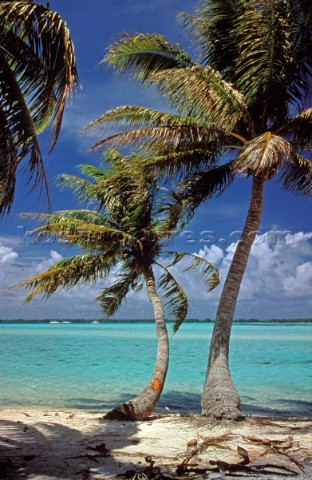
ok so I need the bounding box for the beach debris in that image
[176,433,233,475]
[243,434,305,471]
[236,445,250,463]
[187,438,198,447]
[175,433,303,477]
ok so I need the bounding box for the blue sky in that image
[0,0,311,320]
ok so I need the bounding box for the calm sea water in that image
[0,322,311,417]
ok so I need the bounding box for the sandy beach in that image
[0,408,311,480]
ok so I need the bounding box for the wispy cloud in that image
[58,80,168,154]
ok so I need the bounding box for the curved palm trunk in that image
[202,177,264,421]
[104,266,169,421]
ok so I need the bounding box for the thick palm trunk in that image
[104,266,169,421]
[202,177,264,420]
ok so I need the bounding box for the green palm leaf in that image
[88,123,245,156]
[0,54,47,215]
[0,1,78,148]
[279,154,312,196]
[166,251,220,292]
[57,174,98,205]
[22,214,143,253]
[13,253,117,302]
[157,189,191,236]
[83,105,208,136]
[286,0,312,109]
[96,270,143,317]
[150,66,250,130]
[146,146,221,181]
[181,160,235,210]
[277,108,312,151]
[178,0,246,74]
[0,0,78,215]
[104,33,194,81]
[233,3,293,125]
[156,263,188,333]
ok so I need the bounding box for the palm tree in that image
[13,150,219,420]
[0,0,78,215]
[83,0,312,420]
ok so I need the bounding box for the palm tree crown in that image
[15,150,219,328]
[0,0,78,215]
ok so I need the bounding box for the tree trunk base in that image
[201,410,246,422]
[103,402,138,421]
[202,375,245,422]
[103,392,156,421]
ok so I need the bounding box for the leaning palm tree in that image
[0,0,78,215]
[83,0,312,420]
[14,150,219,420]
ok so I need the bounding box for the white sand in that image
[0,408,311,479]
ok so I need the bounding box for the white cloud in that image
[0,231,311,320]
[34,250,63,272]
[283,262,312,297]
[0,244,18,264]
[195,231,312,318]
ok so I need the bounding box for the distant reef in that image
[0,318,311,324]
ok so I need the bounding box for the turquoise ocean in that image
[0,322,311,417]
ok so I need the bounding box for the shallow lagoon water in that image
[0,322,311,417]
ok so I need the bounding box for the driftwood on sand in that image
[0,409,311,479]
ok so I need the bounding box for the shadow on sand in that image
[0,413,140,479]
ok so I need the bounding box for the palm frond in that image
[180,160,236,211]
[104,33,194,82]
[13,253,116,302]
[157,189,191,237]
[166,251,220,292]
[22,209,106,225]
[232,1,312,127]
[178,1,247,75]
[88,123,243,155]
[0,1,78,149]
[21,214,143,253]
[96,270,143,317]
[83,105,207,137]
[155,263,188,333]
[89,160,153,229]
[57,155,127,206]
[56,174,98,205]
[279,154,312,196]
[150,66,250,131]
[136,140,223,182]
[277,107,312,151]
[0,53,47,215]
[0,0,78,215]
[234,132,292,179]
[287,0,312,109]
